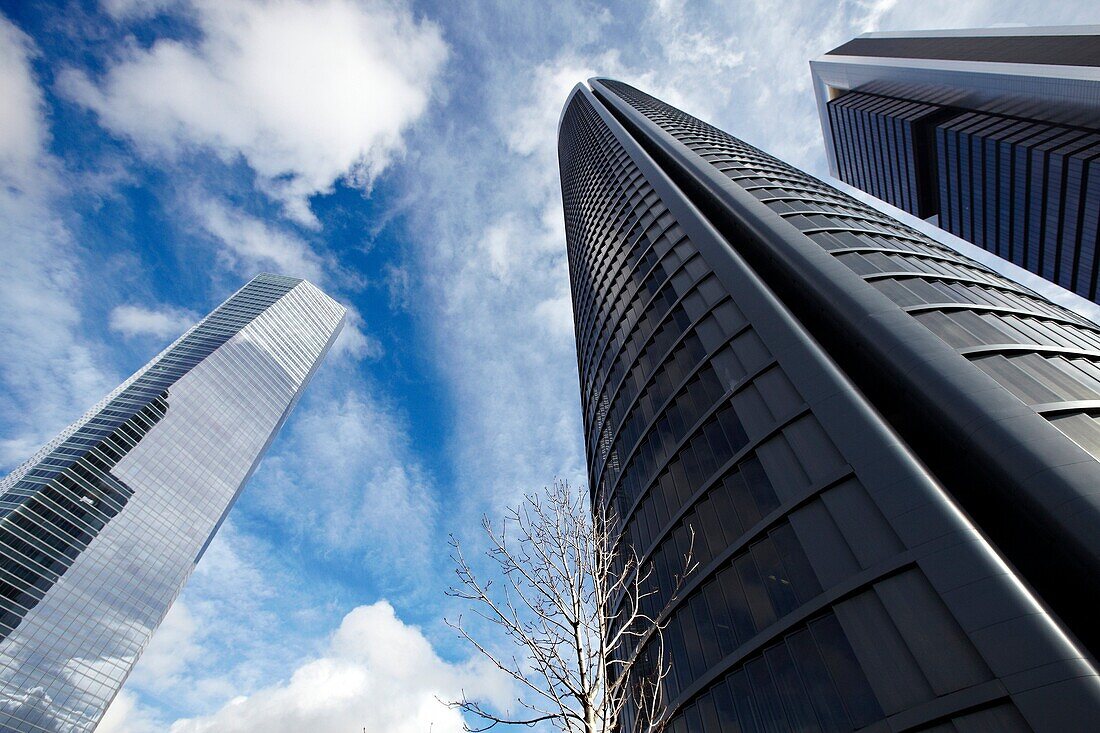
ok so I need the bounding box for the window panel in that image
[833,589,933,714]
[808,614,883,729]
[745,657,790,733]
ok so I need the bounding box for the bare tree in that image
[445,480,694,733]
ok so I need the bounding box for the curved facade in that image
[0,273,344,732]
[560,80,1100,732]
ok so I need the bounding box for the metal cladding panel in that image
[826,34,1100,68]
[561,80,1100,732]
[0,274,345,732]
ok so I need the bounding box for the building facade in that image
[810,26,1100,302]
[560,79,1100,732]
[0,273,344,732]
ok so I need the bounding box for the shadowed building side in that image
[560,79,1100,732]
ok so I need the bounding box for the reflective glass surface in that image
[0,274,344,732]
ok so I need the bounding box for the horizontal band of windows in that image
[889,683,1013,733]
[662,556,917,721]
[590,300,746,481]
[706,156,812,177]
[903,302,1100,333]
[777,200,916,228]
[775,208,927,235]
[720,167,832,185]
[827,245,986,271]
[579,240,696,405]
[861,271,1038,298]
[752,191,861,209]
[877,277,1074,319]
[583,253,705,428]
[602,355,784,521]
[611,457,854,620]
[725,172,845,194]
[1031,400,1100,415]
[791,223,932,248]
[957,344,1100,360]
[717,165,843,189]
[608,388,801,570]
[920,308,1100,357]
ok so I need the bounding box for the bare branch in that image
[444,480,693,733]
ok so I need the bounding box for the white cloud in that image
[399,54,603,523]
[62,0,448,225]
[193,198,328,283]
[328,306,380,360]
[109,303,198,340]
[185,199,383,360]
[129,602,204,690]
[0,14,115,468]
[165,601,498,733]
[98,690,164,733]
[101,0,179,19]
[0,19,45,178]
[110,523,321,726]
[253,385,438,595]
[651,0,746,71]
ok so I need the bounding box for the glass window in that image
[717,564,755,647]
[808,614,882,728]
[745,657,789,733]
[832,592,931,714]
[763,641,821,732]
[750,537,800,617]
[728,669,763,733]
[768,523,823,604]
[734,553,775,632]
[786,628,850,733]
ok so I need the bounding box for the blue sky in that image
[1,0,1099,730]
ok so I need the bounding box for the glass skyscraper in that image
[0,273,344,732]
[560,79,1100,732]
[810,26,1100,302]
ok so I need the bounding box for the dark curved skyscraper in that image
[559,79,1100,732]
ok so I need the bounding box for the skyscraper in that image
[0,273,344,732]
[560,79,1100,732]
[809,26,1100,301]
